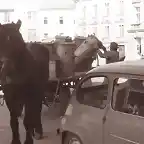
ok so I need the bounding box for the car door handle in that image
[102,115,106,124]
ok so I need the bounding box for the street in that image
[0,103,62,144]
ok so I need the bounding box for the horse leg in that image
[33,86,44,140]
[10,113,21,144]
[5,101,21,144]
[23,105,34,144]
[4,85,21,144]
[34,100,43,140]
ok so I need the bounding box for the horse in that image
[0,20,49,144]
[74,34,103,72]
[73,36,86,48]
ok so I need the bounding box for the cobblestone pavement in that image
[0,103,62,144]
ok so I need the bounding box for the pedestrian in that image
[97,42,125,64]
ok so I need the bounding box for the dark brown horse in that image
[0,20,49,144]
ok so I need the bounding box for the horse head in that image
[0,19,25,59]
[85,35,102,50]
[73,36,86,48]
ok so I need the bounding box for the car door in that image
[104,76,144,144]
[70,74,111,144]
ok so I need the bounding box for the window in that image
[28,29,36,42]
[27,11,32,20]
[104,25,109,38]
[137,44,141,55]
[136,7,140,13]
[44,33,48,38]
[27,11,36,20]
[135,7,140,23]
[116,25,124,37]
[104,3,110,17]
[44,17,48,24]
[112,77,144,117]
[77,76,108,108]
[120,25,124,37]
[83,6,86,18]
[4,12,10,23]
[117,25,124,37]
[59,17,64,24]
[119,0,124,16]
[93,4,97,17]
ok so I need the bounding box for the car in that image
[60,59,144,144]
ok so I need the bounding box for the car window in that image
[81,77,106,88]
[77,76,108,109]
[112,77,144,117]
[117,77,128,84]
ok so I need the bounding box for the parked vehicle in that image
[60,59,144,144]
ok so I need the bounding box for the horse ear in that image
[15,19,22,30]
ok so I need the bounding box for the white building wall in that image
[37,9,75,41]
[0,0,76,42]
[75,0,141,61]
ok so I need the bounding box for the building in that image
[14,0,76,42]
[36,0,76,41]
[0,9,15,24]
[127,0,144,57]
[0,0,15,24]
[75,0,142,61]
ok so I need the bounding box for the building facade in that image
[127,0,144,57]
[75,0,142,61]
[13,0,76,42]
[36,8,76,41]
[0,9,15,24]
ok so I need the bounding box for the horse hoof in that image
[11,139,21,144]
[34,132,43,140]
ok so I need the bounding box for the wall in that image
[36,9,75,41]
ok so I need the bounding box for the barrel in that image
[56,42,76,77]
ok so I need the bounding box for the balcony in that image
[0,9,14,12]
[127,23,143,33]
[132,0,141,4]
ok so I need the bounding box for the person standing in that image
[97,42,125,64]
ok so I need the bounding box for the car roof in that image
[87,59,144,76]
